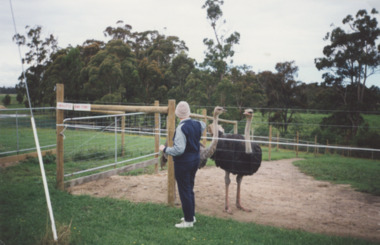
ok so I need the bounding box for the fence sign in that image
[74,104,91,111]
[57,102,73,110]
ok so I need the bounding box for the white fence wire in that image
[1,106,379,169]
[0,107,56,156]
[59,111,165,179]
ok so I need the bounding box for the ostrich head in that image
[243,108,253,118]
[208,106,226,136]
[213,106,226,117]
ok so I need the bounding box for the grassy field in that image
[0,94,21,109]
[294,155,380,195]
[1,104,380,243]
[1,154,379,245]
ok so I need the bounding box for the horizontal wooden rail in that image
[0,149,56,167]
[91,110,125,114]
[91,104,168,114]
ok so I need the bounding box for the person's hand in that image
[159,145,165,152]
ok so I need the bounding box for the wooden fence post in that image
[296,131,299,157]
[326,140,329,154]
[268,125,272,161]
[276,131,279,152]
[167,100,176,206]
[154,100,159,174]
[315,135,319,156]
[56,83,64,190]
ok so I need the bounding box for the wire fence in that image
[1,106,379,168]
[60,111,167,180]
[0,107,56,157]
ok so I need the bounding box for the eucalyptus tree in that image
[315,8,380,105]
[42,47,84,104]
[200,0,240,105]
[104,21,188,103]
[166,51,196,102]
[184,69,215,106]
[259,61,306,133]
[315,8,380,138]
[227,67,265,115]
[13,25,58,106]
[80,39,137,102]
[202,0,240,80]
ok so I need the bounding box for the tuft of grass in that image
[41,219,72,245]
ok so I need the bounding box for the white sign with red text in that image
[57,102,73,110]
[74,103,91,111]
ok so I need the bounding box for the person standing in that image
[159,101,206,228]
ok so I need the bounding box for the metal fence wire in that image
[0,107,56,157]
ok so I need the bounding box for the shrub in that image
[2,94,11,106]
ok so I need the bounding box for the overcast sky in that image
[1,0,379,88]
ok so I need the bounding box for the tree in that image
[315,8,380,105]
[42,47,85,105]
[259,61,306,133]
[12,25,58,106]
[184,69,215,106]
[2,94,11,106]
[315,8,380,139]
[166,52,196,102]
[81,39,137,102]
[104,20,133,45]
[215,66,264,118]
[202,0,240,83]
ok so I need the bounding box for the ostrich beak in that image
[243,110,253,115]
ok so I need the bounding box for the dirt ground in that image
[68,158,380,242]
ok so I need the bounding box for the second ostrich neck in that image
[203,113,220,158]
[244,116,253,153]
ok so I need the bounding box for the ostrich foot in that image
[224,207,233,214]
[236,204,252,212]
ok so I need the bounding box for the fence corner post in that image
[167,99,176,206]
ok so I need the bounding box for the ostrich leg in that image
[236,174,252,212]
[224,171,233,214]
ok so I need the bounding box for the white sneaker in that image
[181,216,196,223]
[175,221,193,228]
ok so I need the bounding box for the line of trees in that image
[11,1,380,149]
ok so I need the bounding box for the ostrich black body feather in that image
[211,132,262,175]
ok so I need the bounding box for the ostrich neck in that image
[245,116,253,153]
[202,114,219,159]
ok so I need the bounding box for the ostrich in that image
[211,108,262,213]
[159,106,226,169]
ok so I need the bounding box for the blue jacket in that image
[164,119,205,164]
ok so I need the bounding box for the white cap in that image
[175,101,191,119]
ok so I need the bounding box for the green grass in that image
[294,155,380,195]
[0,94,23,109]
[1,160,377,245]
[362,114,380,134]
[249,111,380,139]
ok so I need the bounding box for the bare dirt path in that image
[68,158,380,242]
